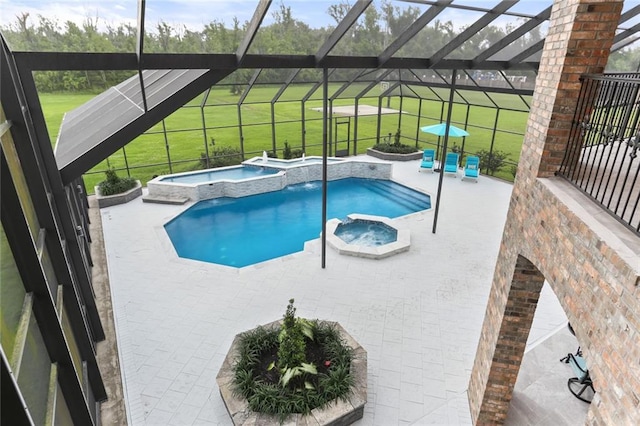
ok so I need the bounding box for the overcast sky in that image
[0,0,335,30]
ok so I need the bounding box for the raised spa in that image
[326,214,410,259]
[146,156,394,202]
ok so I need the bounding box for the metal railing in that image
[558,73,640,235]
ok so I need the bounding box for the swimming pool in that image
[164,178,431,267]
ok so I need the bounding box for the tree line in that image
[1,1,637,93]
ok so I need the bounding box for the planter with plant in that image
[367,128,422,161]
[216,299,367,425]
[94,169,142,208]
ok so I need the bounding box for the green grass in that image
[38,84,529,192]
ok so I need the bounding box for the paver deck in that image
[99,156,576,425]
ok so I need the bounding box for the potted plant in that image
[216,299,367,425]
[94,168,142,208]
[367,128,423,161]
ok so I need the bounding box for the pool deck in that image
[97,155,583,425]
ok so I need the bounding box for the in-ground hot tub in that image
[325,214,410,259]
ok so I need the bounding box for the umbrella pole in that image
[432,70,457,234]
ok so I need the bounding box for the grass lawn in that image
[38,84,530,192]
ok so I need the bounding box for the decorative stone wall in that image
[94,180,142,208]
[468,1,640,425]
[146,160,393,201]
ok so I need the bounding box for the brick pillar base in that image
[472,255,545,424]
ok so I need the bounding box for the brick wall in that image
[467,1,640,424]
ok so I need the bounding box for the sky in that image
[0,0,562,33]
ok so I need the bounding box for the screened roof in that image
[2,0,638,182]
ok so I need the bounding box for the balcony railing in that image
[558,73,640,235]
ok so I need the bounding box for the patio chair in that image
[560,322,582,363]
[567,353,595,403]
[443,152,459,177]
[461,155,480,182]
[419,149,436,173]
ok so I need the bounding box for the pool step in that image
[363,180,431,211]
[142,195,190,205]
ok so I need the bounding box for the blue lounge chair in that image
[462,155,480,182]
[419,149,436,173]
[443,152,459,177]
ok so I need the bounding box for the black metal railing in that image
[558,73,640,235]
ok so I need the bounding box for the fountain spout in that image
[262,151,268,163]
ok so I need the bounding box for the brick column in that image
[524,0,622,179]
[468,0,623,424]
[472,256,545,424]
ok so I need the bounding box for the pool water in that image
[335,220,397,246]
[164,178,430,267]
[160,166,278,183]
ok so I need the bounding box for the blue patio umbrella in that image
[420,122,470,137]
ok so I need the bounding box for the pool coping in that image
[325,214,411,259]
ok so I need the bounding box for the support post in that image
[321,68,328,268]
[432,70,457,234]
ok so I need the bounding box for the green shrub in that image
[393,128,402,146]
[476,149,510,175]
[282,141,292,160]
[372,142,416,154]
[372,129,417,153]
[200,144,244,168]
[277,299,306,369]
[97,169,137,196]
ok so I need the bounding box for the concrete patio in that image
[96,155,586,425]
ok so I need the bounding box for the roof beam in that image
[620,4,640,24]
[236,0,272,65]
[271,69,300,103]
[399,0,543,20]
[238,69,262,104]
[507,39,544,68]
[13,51,539,72]
[613,21,640,45]
[355,68,394,99]
[401,78,533,97]
[472,6,551,65]
[429,0,517,68]
[331,69,368,100]
[611,35,640,53]
[378,0,453,67]
[316,0,372,64]
[302,69,335,102]
[136,0,148,111]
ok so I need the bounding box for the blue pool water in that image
[165,178,430,267]
[161,166,279,183]
[335,220,397,246]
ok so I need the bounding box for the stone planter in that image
[216,320,367,426]
[94,180,142,208]
[366,148,423,161]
